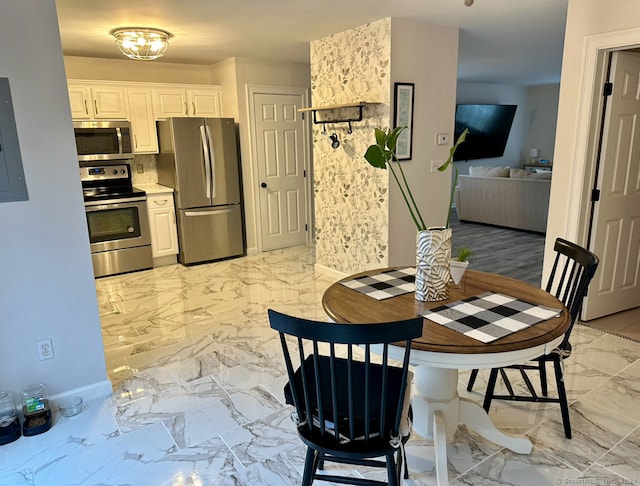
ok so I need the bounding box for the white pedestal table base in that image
[412,364,532,486]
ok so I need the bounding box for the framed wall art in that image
[393,82,415,160]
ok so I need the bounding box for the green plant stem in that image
[387,163,425,231]
[394,158,427,230]
[445,163,459,229]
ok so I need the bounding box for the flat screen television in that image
[453,104,517,161]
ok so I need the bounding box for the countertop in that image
[136,183,174,195]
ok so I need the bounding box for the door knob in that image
[261,182,267,188]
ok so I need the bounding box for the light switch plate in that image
[436,133,449,145]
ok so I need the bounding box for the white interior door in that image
[583,51,640,320]
[252,91,309,251]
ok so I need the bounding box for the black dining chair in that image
[466,237,599,439]
[268,309,423,486]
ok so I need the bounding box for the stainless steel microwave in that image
[73,121,134,162]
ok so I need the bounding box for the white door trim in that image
[556,28,640,317]
[246,84,312,253]
[548,30,640,253]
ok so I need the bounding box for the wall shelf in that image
[298,102,380,130]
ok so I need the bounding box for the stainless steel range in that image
[80,162,152,278]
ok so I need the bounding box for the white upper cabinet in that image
[67,80,223,154]
[68,85,92,119]
[91,86,129,119]
[126,87,158,153]
[67,82,128,120]
[153,86,222,118]
[189,88,221,117]
[153,88,188,117]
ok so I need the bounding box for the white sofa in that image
[453,167,552,233]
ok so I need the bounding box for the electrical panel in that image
[0,77,28,202]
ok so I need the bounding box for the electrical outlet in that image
[436,133,449,145]
[431,160,443,172]
[36,339,54,361]
[136,164,144,174]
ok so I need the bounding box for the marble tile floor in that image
[2,245,640,485]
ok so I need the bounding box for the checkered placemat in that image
[420,291,562,343]
[340,267,416,300]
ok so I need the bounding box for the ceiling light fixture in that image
[464,0,474,6]
[111,27,172,61]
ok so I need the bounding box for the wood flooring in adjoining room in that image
[581,306,640,343]
[449,209,545,286]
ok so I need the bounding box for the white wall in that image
[526,84,560,164]
[389,18,459,266]
[210,58,240,120]
[64,56,214,84]
[0,1,109,398]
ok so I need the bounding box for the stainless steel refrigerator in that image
[156,117,244,265]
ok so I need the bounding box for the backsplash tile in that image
[130,154,158,186]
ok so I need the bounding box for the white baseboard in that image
[313,263,347,280]
[49,380,113,402]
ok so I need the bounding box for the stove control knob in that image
[121,169,126,175]
[112,169,118,175]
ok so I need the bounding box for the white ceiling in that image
[55,0,568,86]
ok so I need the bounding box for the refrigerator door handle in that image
[184,207,237,217]
[200,125,212,199]
[205,124,216,199]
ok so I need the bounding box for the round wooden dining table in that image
[322,268,570,486]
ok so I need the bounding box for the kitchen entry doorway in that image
[248,87,311,252]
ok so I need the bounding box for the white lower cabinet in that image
[147,191,179,265]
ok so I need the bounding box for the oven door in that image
[84,197,151,253]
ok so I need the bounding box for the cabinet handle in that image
[192,101,196,114]
[84,99,89,115]
[134,135,138,149]
[184,101,188,115]
[153,199,169,206]
[94,99,98,115]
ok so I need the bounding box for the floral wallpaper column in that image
[310,18,392,275]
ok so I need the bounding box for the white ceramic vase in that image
[415,227,452,302]
[449,260,469,285]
